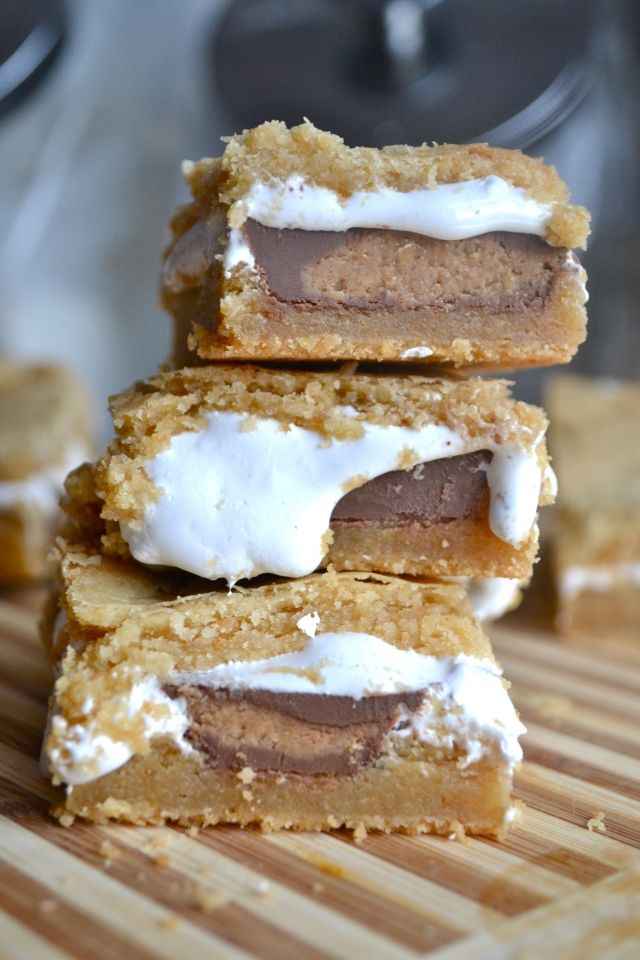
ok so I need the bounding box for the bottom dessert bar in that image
[43,549,525,837]
[547,375,640,640]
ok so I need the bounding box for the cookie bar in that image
[0,361,92,582]
[90,365,554,584]
[547,375,640,639]
[163,120,589,368]
[43,549,525,836]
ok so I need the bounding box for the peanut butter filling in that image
[243,221,568,312]
[165,685,426,776]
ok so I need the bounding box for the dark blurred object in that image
[0,0,66,117]
[212,0,593,149]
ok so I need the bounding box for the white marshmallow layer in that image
[50,631,525,786]
[121,411,543,584]
[224,174,552,274]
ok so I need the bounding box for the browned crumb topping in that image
[182,121,589,249]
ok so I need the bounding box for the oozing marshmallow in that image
[447,577,523,621]
[48,676,190,787]
[121,411,543,584]
[225,175,552,275]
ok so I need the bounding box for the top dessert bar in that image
[0,361,92,582]
[163,120,589,368]
[546,375,640,638]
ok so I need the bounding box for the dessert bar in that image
[163,120,589,368]
[547,375,640,639]
[0,361,92,582]
[43,550,525,836]
[91,365,555,584]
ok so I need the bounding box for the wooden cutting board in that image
[1,587,639,960]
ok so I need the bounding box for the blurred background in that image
[1,0,639,434]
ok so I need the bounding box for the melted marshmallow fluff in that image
[48,677,190,787]
[447,577,522,621]
[224,175,552,274]
[122,411,543,583]
[174,632,525,766]
[48,633,525,785]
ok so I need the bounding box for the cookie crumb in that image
[153,853,172,869]
[38,899,58,914]
[353,822,367,844]
[587,811,606,834]
[311,881,325,894]
[159,914,181,932]
[146,833,172,851]
[99,840,120,864]
[193,883,229,912]
[187,826,200,839]
[237,767,256,784]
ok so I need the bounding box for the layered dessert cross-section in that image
[43,549,525,836]
[88,365,555,584]
[163,120,589,369]
[0,361,92,582]
[547,375,640,640]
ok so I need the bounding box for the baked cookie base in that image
[329,515,538,581]
[59,743,513,839]
[187,264,586,368]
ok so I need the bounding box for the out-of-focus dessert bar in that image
[547,375,640,639]
[163,120,589,368]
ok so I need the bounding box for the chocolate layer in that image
[164,684,425,776]
[243,220,568,311]
[331,451,491,525]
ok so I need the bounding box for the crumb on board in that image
[98,840,120,863]
[353,822,367,844]
[58,813,74,828]
[187,826,200,839]
[311,881,325,894]
[447,820,467,843]
[586,811,607,834]
[192,883,229,912]
[159,914,181,932]
[152,853,172,869]
[146,833,173,851]
[38,899,58,914]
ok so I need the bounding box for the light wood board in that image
[1,587,639,960]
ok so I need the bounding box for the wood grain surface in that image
[1,587,639,960]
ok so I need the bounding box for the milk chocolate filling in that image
[243,220,567,311]
[330,450,491,526]
[164,684,426,776]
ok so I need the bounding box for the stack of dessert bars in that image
[43,122,589,837]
